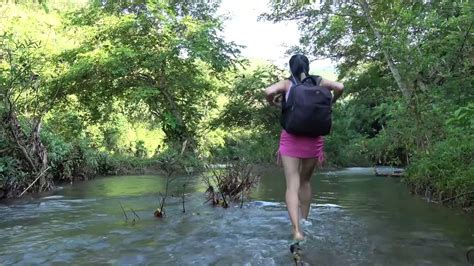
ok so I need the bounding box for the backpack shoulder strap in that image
[289,74,299,85]
[312,75,322,86]
[302,75,322,86]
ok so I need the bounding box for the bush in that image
[203,161,260,208]
[406,134,474,207]
[208,130,278,163]
[134,140,147,158]
[154,145,204,174]
[0,156,28,198]
[42,130,99,182]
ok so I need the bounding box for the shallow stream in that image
[0,167,472,265]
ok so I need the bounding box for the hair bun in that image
[289,54,310,80]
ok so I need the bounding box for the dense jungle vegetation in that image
[0,0,472,210]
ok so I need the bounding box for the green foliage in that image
[266,0,473,86]
[264,0,473,209]
[209,63,286,163]
[446,103,474,132]
[215,64,284,135]
[208,130,278,163]
[324,104,369,167]
[58,0,240,145]
[1,0,472,213]
[0,1,290,198]
[154,143,204,174]
[0,4,69,196]
[102,127,121,153]
[0,156,26,194]
[406,134,474,206]
[134,140,147,158]
[45,108,85,140]
[95,153,161,176]
[41,130,98,181]
[43,126,165,179]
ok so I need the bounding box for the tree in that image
[264,0,473,152]
[265,0,473,104]
[0,34,63,195]
[214,64,285,135]
[59,0,241,148]
[265,0,474,206]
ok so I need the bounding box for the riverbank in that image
[2,153,472,215]
[404,135,473,213]
[0,155,171,200]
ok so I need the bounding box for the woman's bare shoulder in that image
[265,79,292,95]
[320,78,344,91]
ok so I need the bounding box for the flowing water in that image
[0,167,472,265]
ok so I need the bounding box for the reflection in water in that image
[0,169,472,265]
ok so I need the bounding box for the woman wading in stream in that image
[264,54,344,241]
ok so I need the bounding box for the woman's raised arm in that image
[264,79,290,106]
[320,78,344,103]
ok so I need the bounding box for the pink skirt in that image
[278,130,325,162]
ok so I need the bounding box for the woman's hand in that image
[264,91,282,107]
[265,79,290,106]
[273,94,282,107]
[320,78,344,103]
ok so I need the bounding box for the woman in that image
[264,54,344,241]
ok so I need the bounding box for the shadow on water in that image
[0,168,472,265]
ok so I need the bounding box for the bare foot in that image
[293,230,304,241]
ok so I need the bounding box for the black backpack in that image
[280,75,332,137]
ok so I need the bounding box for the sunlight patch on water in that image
[41,195,64,200]
[313,203,343,208]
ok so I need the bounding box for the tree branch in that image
[18,166,50,197]
[441,191,474,203]
[8,113,37,172]
[450,20,473,73]
[358,0,412,102]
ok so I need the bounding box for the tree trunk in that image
[5,109,51,194]
[156,72,196,148]
[30,118,48,187]
[358,0,412,103]
[7,111,37,172]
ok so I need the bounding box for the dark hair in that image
[289,54,310,82]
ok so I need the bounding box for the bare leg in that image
[299,158,317,220]
[281,155,304,241]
